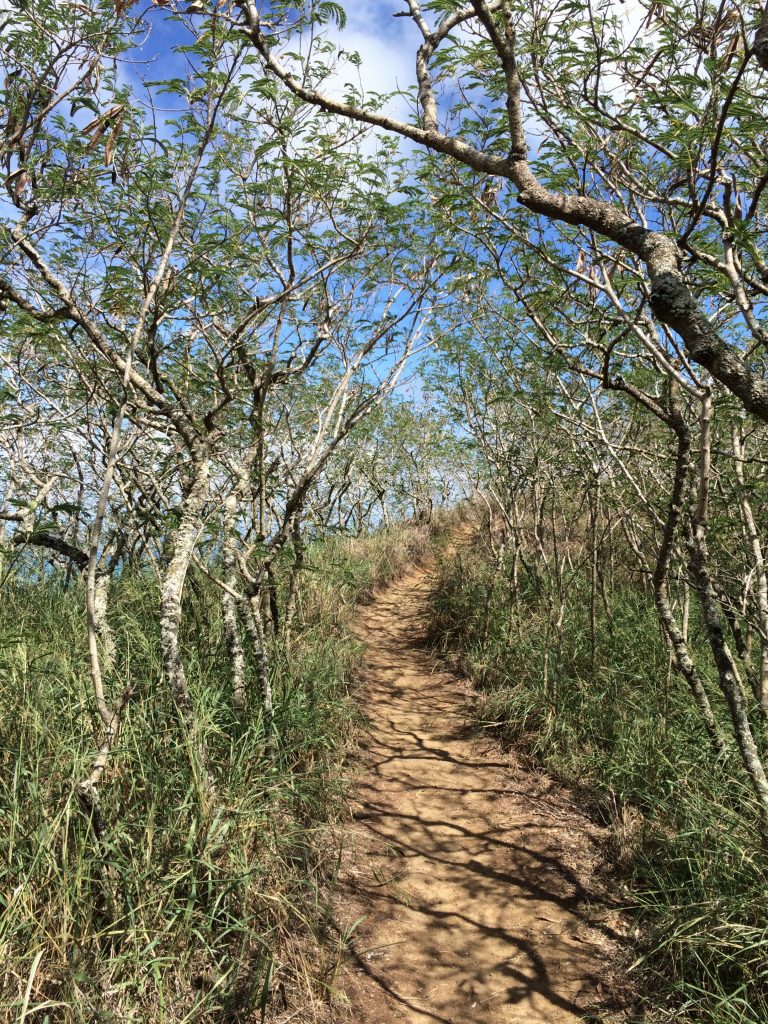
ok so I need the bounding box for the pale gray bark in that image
[687,397,768,827]
[688,524,768,826]
[600,363,727,751]
[241,584,274,753]
[731,425,768,717]
[93,574,115,677]
[653,408,724,752]
[222,495,247,713]
[755,2,768,71]
[284,514,305,636]
[159,458,211,766]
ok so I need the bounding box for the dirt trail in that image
[334,558,627,1024]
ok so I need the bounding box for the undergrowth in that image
[0,520,440,1024]
[429,529,768,1024]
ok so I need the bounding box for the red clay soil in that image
[332,559,631,1024]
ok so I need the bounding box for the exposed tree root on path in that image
[332,558,633,1023]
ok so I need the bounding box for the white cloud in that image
[290,1,419,122]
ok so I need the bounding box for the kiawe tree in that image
[235,0,768,421]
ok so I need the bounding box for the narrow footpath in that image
[333,558,629,1023]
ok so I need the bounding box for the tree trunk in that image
[687,397,768,828]
[732,424,768,718]
[222,495,246,713]
[159,458,211,777]
[653,409,724,752]
[284,514,306,637]
[242,579,275,754]
[93,574,116,677]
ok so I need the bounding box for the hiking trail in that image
[333,555,629,1023]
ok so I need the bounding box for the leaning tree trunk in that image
[654,410,724,752]
[241,575,275,755]
[688,523,768,828]
[588,481,599,673]
[687,397,768,829]
[93,573,116,677]
[221,495,247,714]
[159,458,212,781]
[732,424,768,719]
[481,529,506,656]
[284,513,306,639]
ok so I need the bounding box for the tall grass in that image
[0,521,438,1023]
[429,533,768,1023]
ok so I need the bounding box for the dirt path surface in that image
[334,560,628,1024]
